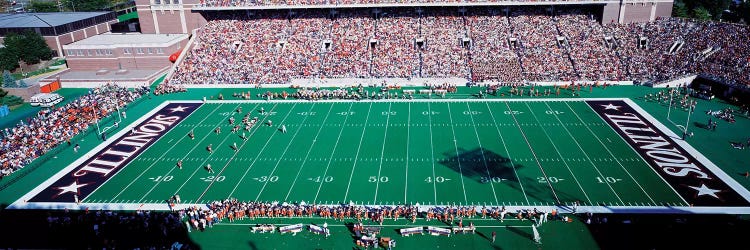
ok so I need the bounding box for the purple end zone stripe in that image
[29,103,202,203]
[586,100,749,206]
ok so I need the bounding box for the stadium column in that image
[179,4,188,34]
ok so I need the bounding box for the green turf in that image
[2,84,749,250]
[83,100,685,207]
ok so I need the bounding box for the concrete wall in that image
[136,0,206,34]
[623,3,654,23]
[655,2,673,19]
[602,2,620,24]
[4,82,40,101]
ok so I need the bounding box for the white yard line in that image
[523,102,592,205]
[542,102,624,204]
[446,102,469,204]
[404,103,411,204]
[564,102,656,204]
[225,103,300,199]
[106,103,222,202]
[133,104,250,202]
[485,102,530,205]
[373,103,393,203]
[465,102,499,205]
[343,102,374,202]
[253,104,324,201]
[311,103,354,203]
[503,101,561,204]
[427,103,438,204]
[165,103,251,201]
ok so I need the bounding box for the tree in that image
[2,70,17,88]
[673,3,690,18]
[0,48,19,71]
[30,0,60,12]
[17,79,28,88]
[2,31,53,66]
[60,0,110,11]
[692,7,712,21]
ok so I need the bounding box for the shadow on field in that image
[439,147,581,205]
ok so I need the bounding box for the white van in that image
[29,93,64,107]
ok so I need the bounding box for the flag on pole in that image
[532,224,541,244]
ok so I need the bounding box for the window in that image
[107,50,112,55]
[148,48,153,54]
[157,48,164,54]
[78,50,84,56]
[136,48,144,54]
[123,48,131,54]
[66,50,73,56]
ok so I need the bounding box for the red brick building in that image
[63,33,189,70]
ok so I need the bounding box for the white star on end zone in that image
[601,103,621,111]
[169,105,189,113]
[689,184,721,199]
[55,181,88,196]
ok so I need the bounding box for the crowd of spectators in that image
[41,209,191,249]
[170,8,750,88]
[154,83,187,95]
[197,0,603,8]
[0,84,144,179]
[184,198,565,229]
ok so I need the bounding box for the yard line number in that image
[424,176,450,183]
[254,176,278,182]
[596,176,622,184]
[149,175,173,182]
[309,176,334,183]
[537,176,563,183]
[369,176,389,183]
[201,175,226,182]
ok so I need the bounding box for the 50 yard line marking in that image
[104,103,224,203]
[225,103,300,199]
[465,102,499,205]
[310,103,354,203]
[446,102,468,204]
[373,102,393,203]
[343,102,374,202]
[253,103,325,201]
[485,102,530,205]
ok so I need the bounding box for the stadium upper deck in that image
[136,0,672,34]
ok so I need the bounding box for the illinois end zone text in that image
[28,103,201,203]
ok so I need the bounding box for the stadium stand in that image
[0,84,147,179]
[168,7,750,87]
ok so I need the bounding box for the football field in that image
[13,98,750,212]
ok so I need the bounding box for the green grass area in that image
[84,100,685,208]
[188,216,598,250]
[2,84,749,249]
[11,68,58,80]
[117,11,139,22]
